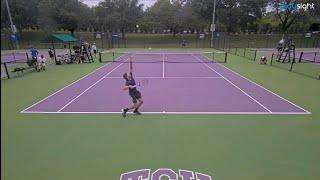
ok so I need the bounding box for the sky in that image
[81,0,157,9]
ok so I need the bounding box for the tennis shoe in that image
[122,109,128,117]
[133,110,141,115]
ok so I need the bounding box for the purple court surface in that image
[21,52,310,114]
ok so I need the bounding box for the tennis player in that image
[122,56,144,117]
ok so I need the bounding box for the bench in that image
[11,60,36,76]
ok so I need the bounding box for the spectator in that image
[260,56,267,65]
[73,45,82,64]
[37,55,46,71]
[48,48,54,60]
[182,40,186,47]
[88,42,91,53]
[63,45,71,63]
[30,47,39,66]
[92,42,97,57]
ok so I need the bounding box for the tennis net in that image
[292,51,320,79]
[296,51,320,63]
[99,51,227,64]
[1,52,29,64]
[270,52,320,80]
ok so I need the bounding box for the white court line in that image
[105,76,223,79]
[162,53,165,78]
[192,54,272,113]
[57,61,127,112]
[21,111,310,115]
[20,57,124,113]
[202,55,311,114]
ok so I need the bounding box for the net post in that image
[99,52,102,63]
[270,53,274,66]
[254,50,257,61]
[244,48,246,57]
[224,52,227,63]
[3,63,10,79]
[235,47,238,55]
[112,51,115,62]
[212,52,214,63]
[299,52,303,63]
[314,52,317,62]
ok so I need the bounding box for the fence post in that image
[254,50,257,61]
[144,32,146,48]
[3,63,10,79]
[225,52,228,63]
[290,59,294,71]
[212,52,214,61]
[223,35,226,51]
[99,52,102,63]
[111,38,114,49]
[196,37,198,48]
[107,32,111,49]
[26,52,29,61]
[298,52,303,63]
[271,53,274,65]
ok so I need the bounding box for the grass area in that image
[1,48,320,180]
[224,47,320,80]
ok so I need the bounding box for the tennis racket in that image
[137,79,149,87]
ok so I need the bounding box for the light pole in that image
[211,0,216,48]
[5,0,19,49]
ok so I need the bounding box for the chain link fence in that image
[1,31,319,50]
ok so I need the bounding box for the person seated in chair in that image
[37,55,46,71]
[182,40,186,47]
[260,56,267,65]
[48,48,54,60]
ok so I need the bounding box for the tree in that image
[237,0,268,33]
[94,0,143,39]
[1,0,38,33]
[189,0,269,33]
[37,0,93,35]
[149,0,173,32]
[37,0,58,34]
[269,0,298,34]
[267,0,320,34]
[147,0,180,36]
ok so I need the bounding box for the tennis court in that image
[21,51,309,114]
